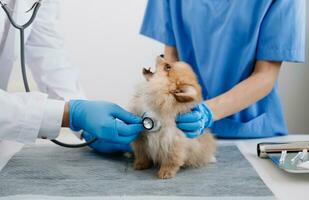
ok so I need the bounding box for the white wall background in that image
[59,0,156,104]
[8,0,309,134]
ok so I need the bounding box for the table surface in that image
[1,131,309,200]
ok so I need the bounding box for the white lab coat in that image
[0,0,84,144]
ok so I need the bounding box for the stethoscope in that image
[141,112,161,132]
[0,0,160,148]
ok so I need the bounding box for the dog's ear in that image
[172,84,198,103]
[143,67,153,81]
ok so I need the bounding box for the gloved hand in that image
[82,131,133,154]
[176,102,213,139]
[70,100,144,146]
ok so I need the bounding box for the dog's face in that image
[142,56,203,114]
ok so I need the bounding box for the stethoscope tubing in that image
[0,1,97,148]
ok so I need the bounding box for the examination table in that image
[0,131,309,200]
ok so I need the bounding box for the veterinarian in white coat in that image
[0,0,143,149]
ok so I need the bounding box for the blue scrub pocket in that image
[212,113,275,139]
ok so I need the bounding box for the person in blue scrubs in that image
[140,0,306,138]
[84,0,306,154]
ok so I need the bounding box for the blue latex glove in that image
[70,100,144,146]
[176,102,213,139]
[82,131,133,154]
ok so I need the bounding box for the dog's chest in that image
[145,126,178,162]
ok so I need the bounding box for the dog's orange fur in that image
[130,56,216,179]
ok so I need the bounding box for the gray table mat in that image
[0,145,273,198]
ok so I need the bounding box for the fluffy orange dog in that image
[130,56,216,179]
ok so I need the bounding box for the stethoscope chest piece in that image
[142,112,161,132]
[143,117,155,130]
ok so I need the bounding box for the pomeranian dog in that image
[129,55,216,179]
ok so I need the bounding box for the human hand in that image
[176,102,213,139]
[82,131,133,153]
[69,100,144,144]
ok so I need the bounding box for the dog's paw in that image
[158,169,176,179]
[123,152,134,159]
[133,160,151,170]
[210,156,217,163]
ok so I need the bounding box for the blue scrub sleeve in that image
[256,0,306,63]
[140,0,176,46]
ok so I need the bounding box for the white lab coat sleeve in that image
[0,89,64,144]
[37,98,65,139]
[25,0,86,101]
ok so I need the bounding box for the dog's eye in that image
[164,64,172,72]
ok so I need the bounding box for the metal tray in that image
[268,153,309,173]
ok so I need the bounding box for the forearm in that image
[163,46,281,121]
[164,45,179,62]
[206,61,282,121]
[62,102,70,128]
[0,90,48,143]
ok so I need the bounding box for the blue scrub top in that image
[140,0,306,138]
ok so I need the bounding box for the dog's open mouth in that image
[143,67,156,76]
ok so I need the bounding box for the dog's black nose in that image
[160,54,164,58]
